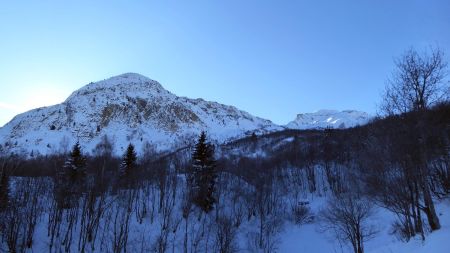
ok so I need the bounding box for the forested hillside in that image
[1,102,448,253]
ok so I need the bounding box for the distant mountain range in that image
[286,109,371,130]
[0,73,371,157]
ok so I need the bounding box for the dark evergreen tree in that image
[0,164,9,211]
[56,141,86,209]
[189,131,217,213]
[120,143,137,176]
[251,132,258,142]
[64,141,86,175]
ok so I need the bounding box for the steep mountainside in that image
[0,73,281,156]
[286,109,371,129]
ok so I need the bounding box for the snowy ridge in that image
[286,109,371,129]
[0,73,282,157]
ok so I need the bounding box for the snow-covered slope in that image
[286,109,371,129]
[279,198,450,253]
[0,73,281,156]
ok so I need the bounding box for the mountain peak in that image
[102,72,155,84]
[313,109,340,115]
[65,73,167,103]
[287,109,371,129]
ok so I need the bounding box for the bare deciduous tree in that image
[319,193,376,253]
[214,215,238,253]
[381,47,448,115]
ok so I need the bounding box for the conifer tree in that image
[0,164,9,211]
[120,143,137,176]
[65,141,86,175]
[56,141,87,208]
[189,131,217,213]
[251,132,258,142]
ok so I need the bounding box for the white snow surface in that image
[0,73,282,156]
[286,109,371,130]
[279,198,450,253]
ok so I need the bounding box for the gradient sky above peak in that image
[0,0,449,126]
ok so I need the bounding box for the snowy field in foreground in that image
[279,198,450,253]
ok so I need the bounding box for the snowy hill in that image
[0,73,281,156]
[286,109,371,129]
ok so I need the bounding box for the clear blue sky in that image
[0,1,449,126]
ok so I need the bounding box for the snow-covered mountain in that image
[0,73,281,157]
[286,109,371,130]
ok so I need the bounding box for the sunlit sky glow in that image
[0,1,449,126]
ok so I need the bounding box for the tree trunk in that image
[184,216,188,253]
[414,181,425,240]
[422,181,441,230]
